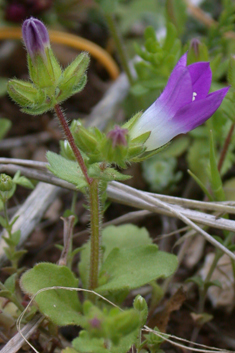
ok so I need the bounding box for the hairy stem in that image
[105,13,134,85]
[89,179,101,291]
[54,104,92,185]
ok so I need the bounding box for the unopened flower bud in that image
[0,174,14,192]
[22,17,61,89]
[133,295,147,312]
[133,295,148,326]
[190,38,200,58]
[107,125,128,148]
[0,174,16,202]
[187,38,209,64]
[101,125,129,167]
[60,140,76,161]
[89,317,101,329]
[22,17,50,62]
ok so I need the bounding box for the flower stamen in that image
[192,92,197,101]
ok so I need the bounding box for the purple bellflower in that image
[129,53,229,151]
[22,17,50,62]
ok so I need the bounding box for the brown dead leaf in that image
[148,287,186,332]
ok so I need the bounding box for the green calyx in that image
[7,50,90,115]
[28,47,62,89]
[69,119,150,168]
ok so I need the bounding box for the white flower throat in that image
[192,92,197,101]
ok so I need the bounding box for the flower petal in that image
[174,52,187,68]
[159,65,193,115]
[188,62,212,100]
[172,86,230,134]
[130,56,193,148]
[159,52,191,106]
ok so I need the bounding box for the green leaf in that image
[97,245,177,292]
[13,171,34,189]
[10,249,27,261]
[0,118,11,140]
[163,22,177,52]
[102,225,152,260]
[188,169,214,201]
[110,329,139,353]
[0,290,12,299]
[47,152,88,191]
[2,236,15,247]
[4,273,16,293]
[7,79,46,107]
[133,143,170,163]
[185,276,204,289]
[20,263,83,326]
[72,328,138,353]
[0,215,8,228]
[166,0,187,35]
[79,224,152,288]
[204,280,222,290]
[10,230,21,246]
[88,165,131,182]
[130,131,151,145]
[209,131,225,201]
[228,244,235,251]
[73,331,109,353]
[123,112,143,130]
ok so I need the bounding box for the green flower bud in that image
[60,140,76,161]
[73,124,98,154]
[99,126,129,167]
[0,174,16,202]
[187,38,209,64]
[133,295,148,326]
[134,295,147,312]
[22,17,50,62]
[0,174,14,192]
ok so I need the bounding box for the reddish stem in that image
[218,122,235,173]
[54,104,92,185]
